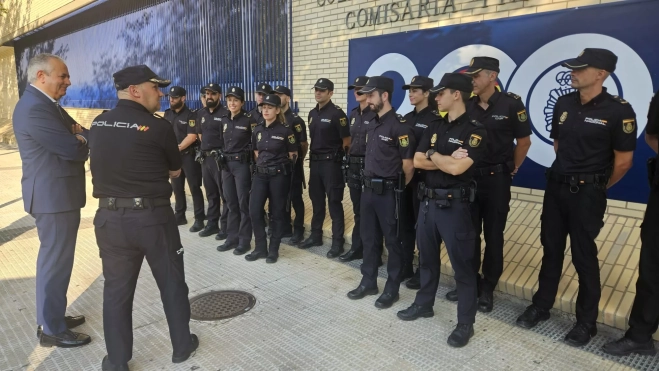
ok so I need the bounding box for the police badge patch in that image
[189,120,195,127]
[201,117,205,124]
[295,124,302,132]
[623,119,635,134]
[469,134,482,147]
[258,132,262,142]
[431,133,437,144]
[559,111,568,124]
[340,118,347,126]
[399,135,409,148]
[288,134,296,144]
[223,123,227,132]
[517,110,528,122]
[350,118,355,126]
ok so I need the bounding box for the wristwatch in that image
[426,149,436,159]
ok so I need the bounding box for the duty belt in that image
[349,156,365,164]
[473,164,507,176]
[547,171,608,185]
[224,151,250,162]
[417,182,472,201]
[256,163,291,175]
[310,153,335,161]
[363,177,396,190]
[202,149,221,156]
[99,197,170,210]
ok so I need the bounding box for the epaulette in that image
[506,92,521,100]
[432,110,440,116]
[470,119,483,127]
[611,95,629,104]
[397,114,407,123]
[245,112,251,117]
[335,104,343,110]
[191,108,198,113]
[153,113,164,119]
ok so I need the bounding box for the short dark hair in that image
[375,88,392,103]
[449,89,471,106]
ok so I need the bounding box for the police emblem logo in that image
[469,134,482,147]
[399,135,409,148]
[517,110,528,122]
[232,88,235,92]
[355,78,358,83]
[559,111,568,124]
[171,88,175,92]
[251,123,257,130]
[262,85,265,89]
[288,134,296,144]
[340,118,347,126]
[257,132,262,142]
[295,124,302,132]
[350,118,355,126]
[201,117,205,124]
[431,133,437,144]
[223,123,227,132]
[412,77,416,82]
[319,79,323,83]
[623,119,635,134]
[189,120,195,127]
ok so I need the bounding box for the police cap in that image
[259,94,281,107]
[168,86,186,98]
[256,83,274,94]
[205,83,221,94]
[273,85,291,96]
[226,86,245,101]
[463,57,500,75]
[313,78,334,91]
[562,48,618,73]
[348,76,369,90]
[430,73,473,93]
[357,76,394,95]
[402,75,434,90]
[113,65,170,90]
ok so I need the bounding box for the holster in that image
[194,147,204,164]
[371,178,384,195]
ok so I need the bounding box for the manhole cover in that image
[189,290,256,321]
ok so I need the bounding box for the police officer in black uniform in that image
[246,94,298,263]
[443,57,532,312]
[400,75,442,289]
[397,73,487,348]
[215,87,256,255]
[346,76,415,309]
[516,49,637,347]
[300,78,350,258]
[274,85,308,243]
[339,76,380,262]
[164,86,205,232]
[604,89,659,357]
[249,83,274,123]
[89,65,198,371]
[196,83,230,240]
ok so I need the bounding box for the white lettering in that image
[272,136,284,140]
[379,135,392,142]
[584,117,607,126]
[321,118,332,123]
[448,138,463,145]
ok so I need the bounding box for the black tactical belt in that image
[310,153,335,161]
[418,183,472,201]
[99,197,170,210]
[474,164,507,176]
[224,152,249,162]
[256,163,291,175]
[202,149,222,156]
[349,156,365,164]
[363,177,396,190]
[547,171,608,185]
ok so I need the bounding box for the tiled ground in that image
[0,142,657,371]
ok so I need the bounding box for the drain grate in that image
[189,290,256,321]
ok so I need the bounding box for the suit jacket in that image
[13,85,89,214]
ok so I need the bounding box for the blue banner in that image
[348,0,658,204]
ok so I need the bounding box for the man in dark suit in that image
[13,53,91,348]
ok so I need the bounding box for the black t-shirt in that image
[646,90,659,137]
[308,100,350,154]
[417,113,488,188]
[402,106,442,152]
[196,105,229,150]
[467,91,532,167]
[89,100,181,199]
[252,120,298,167]
[164,105,197,144]
[221,110,256,153]
[349,105,377,157]
[249,106,263,124]
[363,110,416,179]
[550,89,637,174]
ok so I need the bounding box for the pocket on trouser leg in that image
[329,185,345,203]
[455,231,476,261]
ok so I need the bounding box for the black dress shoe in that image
[300,236,323,249]
[445,289,458,301]
[233,245,250,255]
[602,337,657,356]
[347,285,378,300]
[447,323,474,348]
[516,305,550,329]
[189,219,204,233]
[245,250,267,261]
[289,229,304,244]
[102,355,129,371]
[339,249,363,262]
[405,273,421,290]
[478,290,494,313]
[215,231,228,240]
[564,322,597,347]
[172,334,199,363]
[40,329,91,348]
[176,217,188,226]
[37,315,86,338]
[397,303,434,321]
[217,242,237,252]
[374,292,399,309]
[198,225,220,237]
[266,254,279,264]
[326,245,344,259]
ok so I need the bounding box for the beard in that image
[371,100,384,114]
[170,101,184,110]
[206,98,220,109]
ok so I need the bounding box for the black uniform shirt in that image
[164,105,197,144]
[249,106,263,124]
[349,105,377,157]
[252,120,297,167]
[89,100,181,199]
[284,108,307,145]
[402,106,442,151]
[308,100,350,154]
[646,90,659,137]
[467,91,532,167]
[418,113,488,188]
[196,105,229,150]
[221,110,256,153]
[363,110,416,179]
[550,89,637,174]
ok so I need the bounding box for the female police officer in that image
[245,94,298,263]
[216,87,257,255]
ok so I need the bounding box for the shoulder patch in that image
[469,134,482,147]
[189,120,195,127]
[470,119,483,127]
[611,95,629,104]
[397,114,406,123]
[288,134,296,144]
[506,92,521,100]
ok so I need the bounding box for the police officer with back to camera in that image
[249,83,274,123]
[246,94,298,263]
[215,86,256,255]
[300,78,350,258]
[516,49,637,347]
[443,57,532,312]
[89,65,198,371]
[164,86,206,233]
[339,76,380,263]
[346,76,416,310]
[274,84,309,243]
[196,83,230,240]
[400,75,442,290]
[604,89,659,357]
[397,73,487,348]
